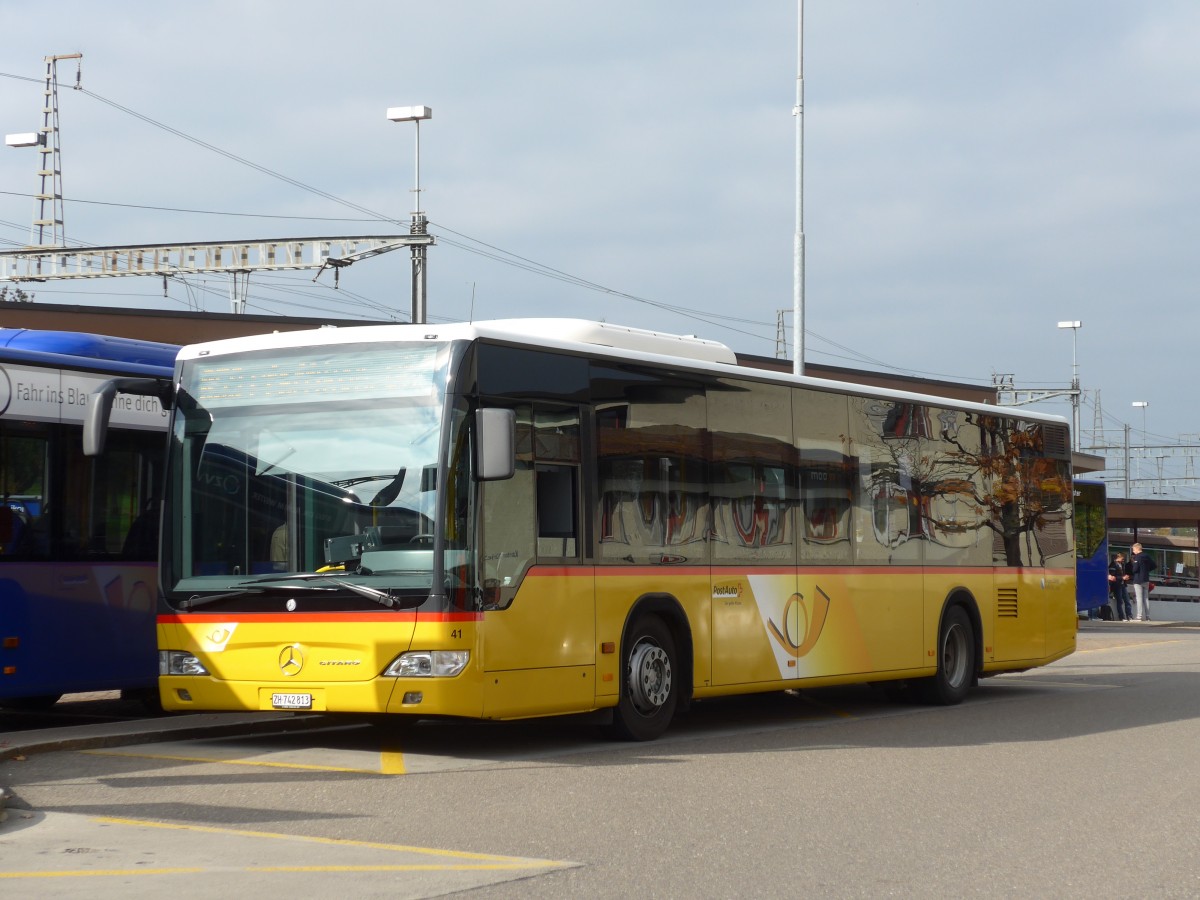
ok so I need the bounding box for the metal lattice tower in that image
[2,59,436,318]
[31,53,82,249]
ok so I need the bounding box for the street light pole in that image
[386,105,433,324]
[1057,320,1082,451]
[792,0,805,377]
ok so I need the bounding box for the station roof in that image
[1108,497,1200,529]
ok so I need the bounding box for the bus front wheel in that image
[609,616,678,741]
[916,605,975,705]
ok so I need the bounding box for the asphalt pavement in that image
[1,707,333,824]
[2,708,330,758]
[3,616,1192,822]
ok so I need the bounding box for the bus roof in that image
[175,318,1069,427]
[0,328,178,376]
[177,319,737,364]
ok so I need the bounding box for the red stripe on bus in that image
[161,565,1075,624]
[528,565,1076,577]
[158,611,482,624]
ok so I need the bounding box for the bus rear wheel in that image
[609,616,677,741]
[916,605,975,705]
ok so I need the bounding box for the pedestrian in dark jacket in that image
[1108,552,1130,621]
[1128,543,1156,622]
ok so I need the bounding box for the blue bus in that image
[1074,479,1110,617]
[0,328,176,709]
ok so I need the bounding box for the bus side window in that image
[122,498,160,560]
[481,406,536,608]
[533,406,580,560]
[1,429,48,559]
[536,464,577,558]
[794,388,852,564]
[0,504,19,555]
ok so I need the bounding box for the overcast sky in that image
[2,2,1198,497]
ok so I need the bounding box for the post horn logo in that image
[278,644,305,676]
[767,586,831,658]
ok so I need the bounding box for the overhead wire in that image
[0,190,380,223]
[2,73,1008,381]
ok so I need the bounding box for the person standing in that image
[1128,543,1156,622]
[1108,552,1130,621]
[1121,554,1134,621]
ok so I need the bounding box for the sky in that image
[1,1,1198,498]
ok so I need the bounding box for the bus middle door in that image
[480,405,595,718]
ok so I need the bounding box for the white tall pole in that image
[1070,327,1080,451]
[411,117,427,324]
[792,0,805,377]
[387,105,433,324]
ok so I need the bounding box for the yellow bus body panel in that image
[157,563,1075,718]
[158,614,486,718]
[482,568,597,718]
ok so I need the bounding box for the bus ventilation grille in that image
[1042,423,1071,461]
[997,587,1019,618]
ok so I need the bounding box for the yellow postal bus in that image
[88,319,1076,740]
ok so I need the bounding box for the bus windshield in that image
[164,342,456,603]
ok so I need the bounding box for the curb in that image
[1,711,337,759]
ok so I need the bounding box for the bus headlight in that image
[383,650,469,678]
[160,650,210,676]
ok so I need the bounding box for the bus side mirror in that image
[83,380,120,457]
[475,408,515,481]
[83,377,174,457]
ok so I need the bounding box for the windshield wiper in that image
[255,575,401,608]
[179,587,265,610]
[178,573,411,611]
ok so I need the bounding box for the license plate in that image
[271,692,312,710]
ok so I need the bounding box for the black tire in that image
[123,687,165,715]
[874,680,915,705]
[915,605,975,705]
[609,616,678,741]
[0,693,61,711]
[358,713,420,737]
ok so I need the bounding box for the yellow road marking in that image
[1,816,572,879]
[82,749,382,775]
[380,750,407,774]
[94,816,567,863]
[2,864,557,878]
[1074,639,1185,653]
[88,748,409,776]
[2,869,205,879]
[255,863,548,871]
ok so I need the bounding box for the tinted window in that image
[848,397,924,565]
[921,407,994,567]
[708,378,794,564]
[794,389,853,564]
[476,345,589,402]
[594,366,708,566]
